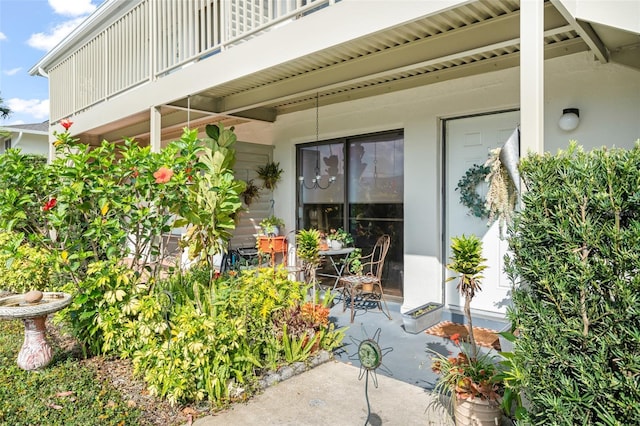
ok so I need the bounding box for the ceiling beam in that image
[168,94,277,122]
[550,0,609,63]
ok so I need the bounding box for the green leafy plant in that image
[494,332,528,422]
[256,161,283,190]
[345,248,363,275]
[327,228,353,246]
[505,141,640,424]
[177,124,246,271]
[0,231,55,292]
[446,234,487,355]
[296,228,321,283]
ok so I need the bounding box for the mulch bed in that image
[46,321,206,426]
[424,321,501,351]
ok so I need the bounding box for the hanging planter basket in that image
[256,161,283,191]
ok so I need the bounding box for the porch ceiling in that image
[169,0,587,122]
[81,0,636,141]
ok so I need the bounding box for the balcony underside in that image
[66,0,637,144]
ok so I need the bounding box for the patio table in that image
[317,247,355,291]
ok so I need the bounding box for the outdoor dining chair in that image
[338,234,392,323]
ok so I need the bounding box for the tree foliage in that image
[506,141,640,424]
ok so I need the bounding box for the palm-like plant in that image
[446,234,487,356]
[296,228,321,284]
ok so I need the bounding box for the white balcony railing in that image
[48,0,335,122]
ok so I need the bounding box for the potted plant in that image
[402,301,443,334]
[256,161,283,190]
[431,333,504,425]
[259,215,284,236]
[326,228,353,250]
[431,234,503,425]
[241,179,261,206]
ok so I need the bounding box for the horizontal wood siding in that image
[231,141,274,249]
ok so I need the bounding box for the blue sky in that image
[0,0,105,125]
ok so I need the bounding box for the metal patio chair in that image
[338,234,392,323]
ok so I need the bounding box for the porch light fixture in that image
[558,108,580,131]
[298,93,336,190]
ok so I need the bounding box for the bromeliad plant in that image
[431,332,503,403]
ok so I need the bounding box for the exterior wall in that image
[0,132,49,158]
[267,51,639,314]
[543,53,640,152]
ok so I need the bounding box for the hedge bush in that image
[506,142,640,424]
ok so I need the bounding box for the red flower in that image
[60,119,73,130]
[43,198,57,211]
[131,168,139,178]
[153,166,174,184]
[450,333,461,345]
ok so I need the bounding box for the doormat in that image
[425,321,501,351]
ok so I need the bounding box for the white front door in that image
[444,111,519,318]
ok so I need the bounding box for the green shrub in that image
[0,149,52,235]
[0,231,54,292]
[506,142,640,424]
[128,267,343,405]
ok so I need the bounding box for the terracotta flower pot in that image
[454,398,502,426]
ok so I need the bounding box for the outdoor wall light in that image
[558,108,580,131]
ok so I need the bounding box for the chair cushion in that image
[340,275,377,285]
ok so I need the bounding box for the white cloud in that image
[4,67,22,76]
[27,17,86,51]
[7,98,50,120]
[49,0,97,17]
[0,32,6,41]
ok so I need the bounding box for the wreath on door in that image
[456,164,490,218]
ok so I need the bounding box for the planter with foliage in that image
[326,228,353,250]
[259,215,284,236]
[431,234,505,425]
[402,302,443,334]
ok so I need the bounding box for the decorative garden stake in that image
[349,327,393,426]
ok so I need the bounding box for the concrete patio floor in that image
[191,298,507,425]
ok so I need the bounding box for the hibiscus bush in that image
[0,121,344,406]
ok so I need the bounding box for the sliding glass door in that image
[297,130,404,296]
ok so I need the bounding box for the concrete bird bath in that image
[0,290,72,370]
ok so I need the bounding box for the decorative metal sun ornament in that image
[349,326,393,425]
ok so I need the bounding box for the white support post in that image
[150,106,161,153]
[520,0,545,155]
